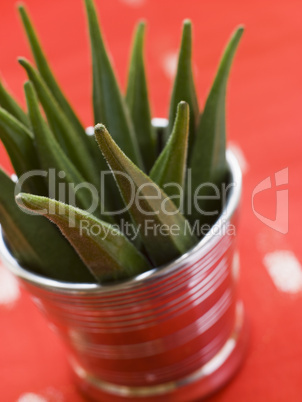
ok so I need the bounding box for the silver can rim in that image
[0,149,242,294]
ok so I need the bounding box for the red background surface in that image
[0,0,301,401]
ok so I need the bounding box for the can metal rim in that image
[0,149,242,294]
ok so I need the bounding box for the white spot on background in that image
[44,387,64,402]
[17,393,47,402]
[228,142,249,174]
[18,388,64,402]
[11,173,18,183]
[119,0,146,6]
[17,387,65,402]
[263,250,302,294]
[162,52,178,79]
[85,126,94,136]
[0,261,20,307]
